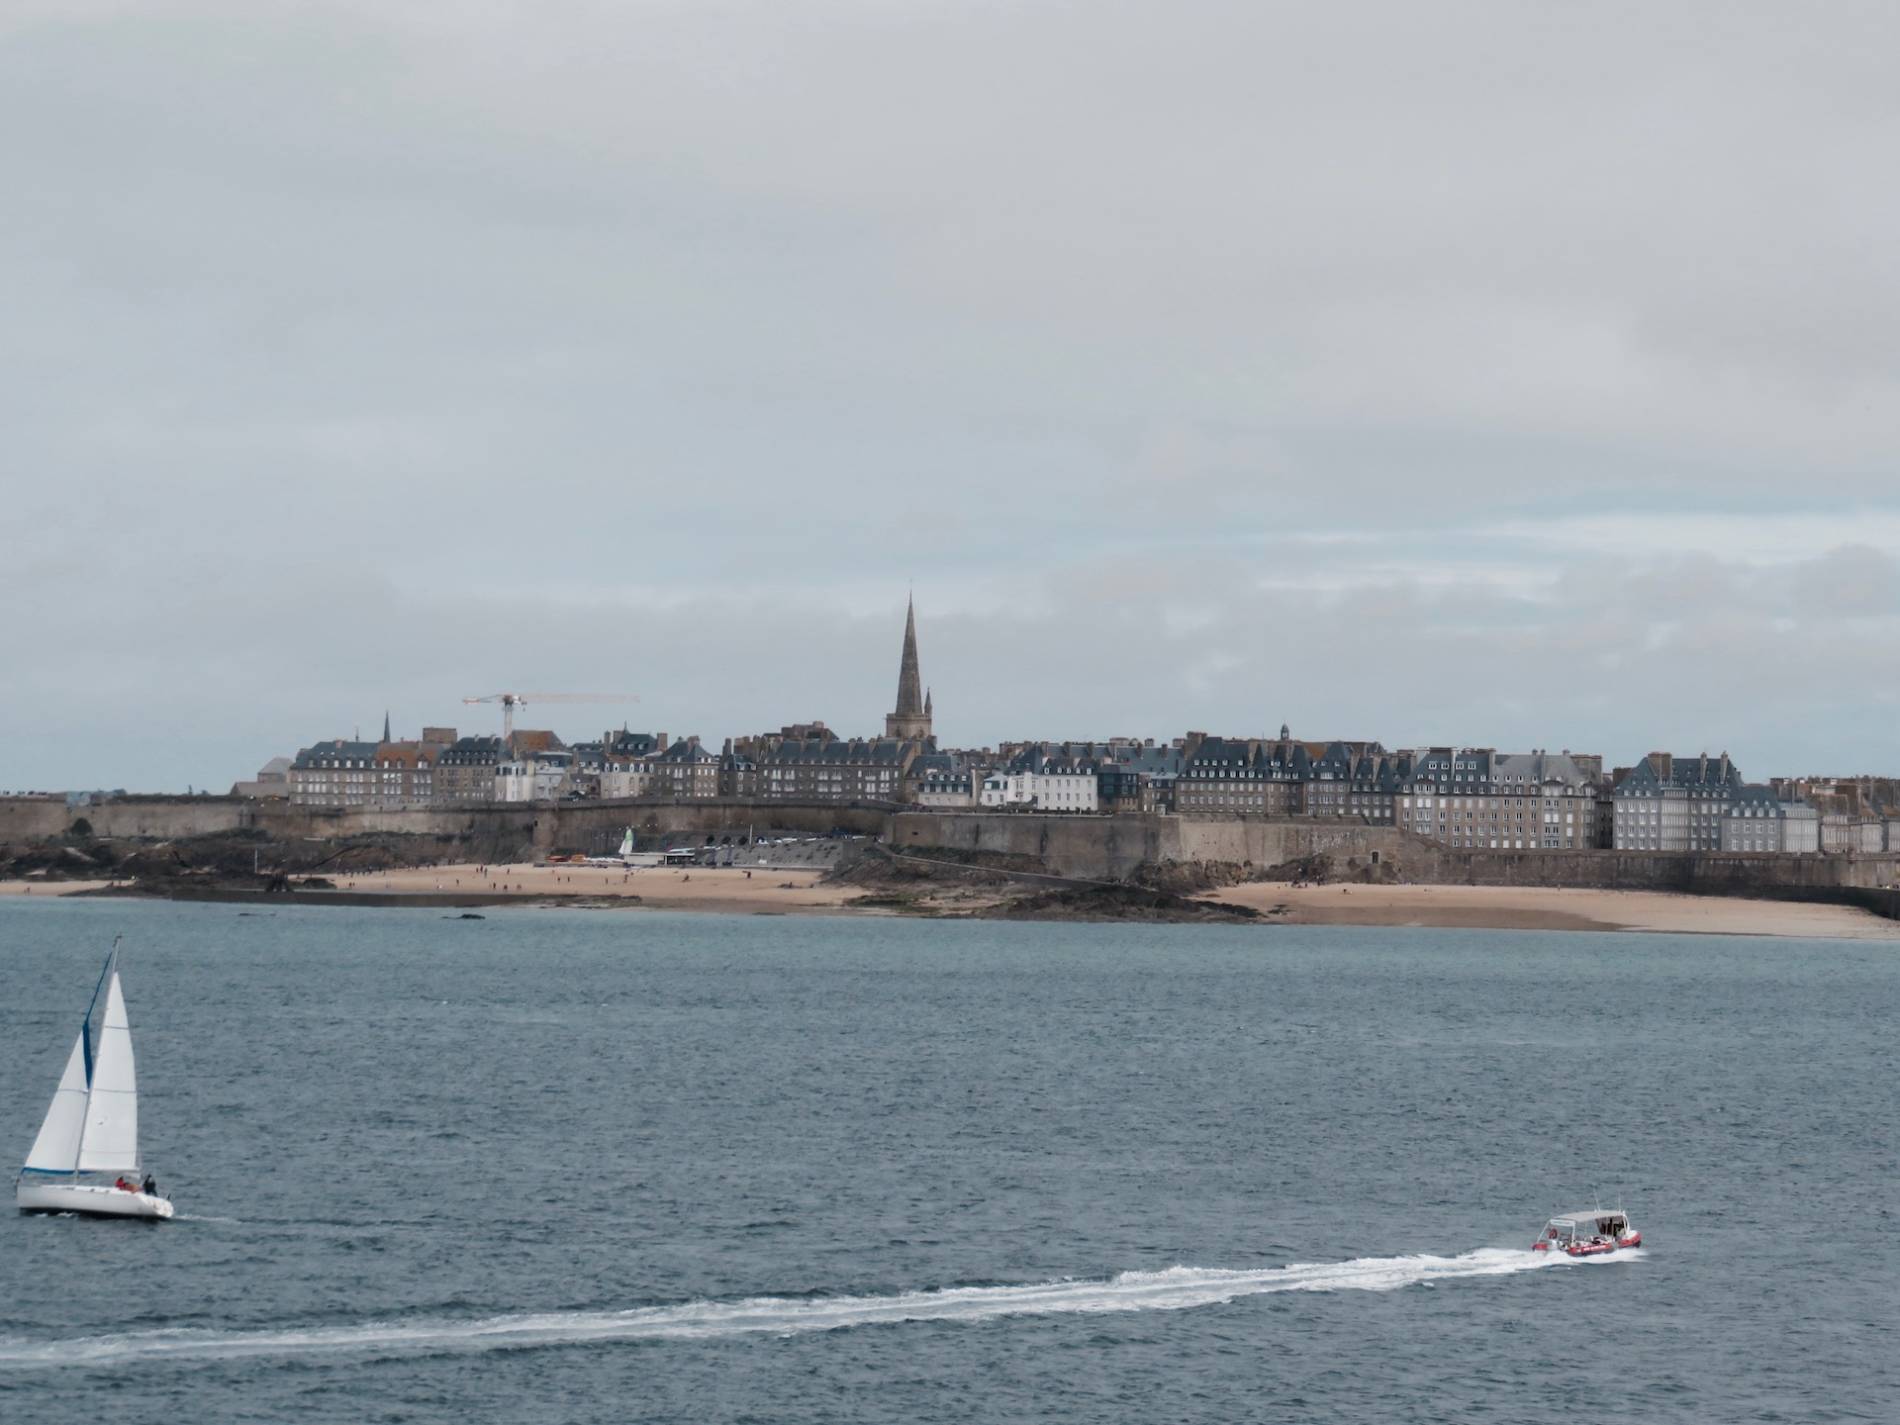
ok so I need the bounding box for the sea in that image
[0,896,1894,1423]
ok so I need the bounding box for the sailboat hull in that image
[16,1181,173,1220]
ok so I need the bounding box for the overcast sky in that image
[5,1,1899,791]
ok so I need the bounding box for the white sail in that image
[618,828,635,858]
[75,973,139,1173]
[22,1032,91,1173]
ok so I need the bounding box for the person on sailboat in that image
[142,1174,157,1196]
[115,1175,138,1193]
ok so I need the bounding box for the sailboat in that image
[618,827,636,861]
[16,938,174,1220]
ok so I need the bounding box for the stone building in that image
[1176,728,1394,817]
[1612,752,1744,852]
[370,738,442,806]
[1093,741,1185,814]
[597,730,667,799]
[436,735,506,803]
[1175,733,1309,815]
[1722,786,1821,854]
[1395,749,1599,850]
[1305,743,1408,823]
[760,736,917,802]
[231,756,292,800]
[719,742,758,799]
[649,737,721,799]
[288,739,382,807]
[911,768,977,808]
[1818,815,1885,854]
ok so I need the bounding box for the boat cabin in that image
[1539,1210,1629,1247]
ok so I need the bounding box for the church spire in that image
[885,595,933,741]
[895,596,924,717]
[382,709,392,742]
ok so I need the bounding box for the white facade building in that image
[979,761,1099,812]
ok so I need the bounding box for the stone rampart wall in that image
[888,812,1900,902]
[0,796,254,841]
[889,811,1169,878]
[0,795,891,851]
[10,797,1898,914]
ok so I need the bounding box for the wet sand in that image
[1202,882,1900,940]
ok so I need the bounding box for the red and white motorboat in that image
[1531,1210,1641,1257]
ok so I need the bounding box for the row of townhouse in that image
[1162,736,1839,857]
[1167,733,1602,850]
[1768,775,1900,853]
[1398,749,1602,851]
[290,720,928,809]
[752,733,916,803]
[291,726,696,807]
[964,740,1186,814]
[279,718,1866,861]
[1611,752,1825,854]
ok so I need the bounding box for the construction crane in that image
[462,692,639,740]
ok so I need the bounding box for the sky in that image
[4,1,1899,791]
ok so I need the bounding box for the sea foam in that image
[0,1247,1638,1371]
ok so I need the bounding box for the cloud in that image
[4,2,1900,786]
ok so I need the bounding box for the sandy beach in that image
[302,862,859,915]
[5,866,1899,939]
[0,878,118,898]
[1203,881,1900,940]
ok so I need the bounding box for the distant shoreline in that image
[6,865,1900,939]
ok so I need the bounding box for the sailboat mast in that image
[73,942,118,1174]
[73,938,138,1185]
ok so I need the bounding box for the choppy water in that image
[0,899,1894,1422]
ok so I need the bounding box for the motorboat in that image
[1531,1209,1639,1256]
[16,939,174,1221]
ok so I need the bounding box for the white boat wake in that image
[0,1247,1638,1371]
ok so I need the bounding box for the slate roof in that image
[1488,751,1596,790]
[1184,737,1313,780]
[1005,746,1103,776]
[655,738,718,764]
[292,739,382,768]
[1617,752,1743,796]
[1348,752,1412,790]
[439,735,505,766]
[914,770,973,791]
[1727,784,1812,817]
[767,737,915,766]
[373,740,441,768]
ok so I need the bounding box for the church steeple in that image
[382,710,392,742]
[885,596,933,741]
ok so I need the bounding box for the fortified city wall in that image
[6,797,1898,915]
[0,795,892,850]
[884,811,1900,911]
